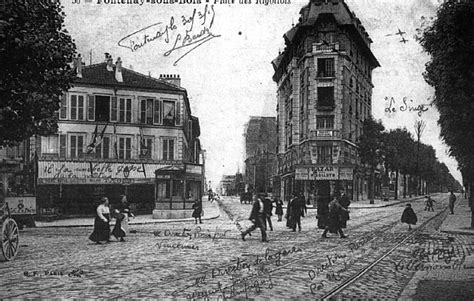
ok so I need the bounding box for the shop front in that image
[37,160,172,215]
[294,165,354,204]
[153,163,203,219]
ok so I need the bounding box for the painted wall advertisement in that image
[37,161,183,184]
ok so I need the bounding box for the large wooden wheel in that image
[0,217,19,261]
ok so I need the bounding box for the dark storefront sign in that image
[295,166,353,180]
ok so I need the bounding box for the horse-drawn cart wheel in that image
[0,217,19,261]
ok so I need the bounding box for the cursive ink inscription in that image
[384,96,431,117]
[118,5,220,66]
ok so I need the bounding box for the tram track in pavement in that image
[1,198,443,299]
[320,207,449,300]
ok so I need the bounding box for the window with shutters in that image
[111,97,132,122]
[96,136,111,159]
[59,134,67,158]
[69,134,85,158]
[70,94,86,121]
[140,98,154,125]
[95,95,111,122]
[139,136,153,159]
[59,95,67,119]
[118,136,132,159]
[162,138,175,160]
[153,99,162,125]
[163,100,176,126]
[41,135,59,154]
[87,95,95,121]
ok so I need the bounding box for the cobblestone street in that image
[1,194,473,299]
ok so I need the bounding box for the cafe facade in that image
[34,57,203,218]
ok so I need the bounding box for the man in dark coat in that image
[317,197,329,230]
[322,196,348,238]
[263,196,274,231]
[289,193,307,232]
[241,194,268,242]
[339,192,351,228]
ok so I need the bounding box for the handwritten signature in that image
[384,96,431,117]
[118,5,220,65]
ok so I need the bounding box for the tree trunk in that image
[403,174,407,199]
[470,182,474,229]
[370,169,375,204]
[395,170,399,200]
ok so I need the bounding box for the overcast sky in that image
[61,0,460,187]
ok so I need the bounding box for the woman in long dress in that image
[89,197,111,244]
[112,195,133,242]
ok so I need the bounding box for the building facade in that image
[272,0,379,203]
[243,117,277,194]
[34,56,203,218]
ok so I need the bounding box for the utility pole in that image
[414,120,426,196]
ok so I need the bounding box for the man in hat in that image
[241,194,268,242]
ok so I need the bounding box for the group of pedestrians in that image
[240,191,351,242]
[89,195,134,244]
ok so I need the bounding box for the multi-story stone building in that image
[34,55,203,218]
[243,117,277,194]
[272,0,380,203]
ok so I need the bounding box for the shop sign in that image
[295,166,353,180]
[312,166,338,180]
[5,196,36,215]
[38,161,179,181]
[339,168,353,180]
[295,168,310,180]
[37,177,154,185]
[185,164,202,175]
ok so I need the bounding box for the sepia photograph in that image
[0,0,473,299]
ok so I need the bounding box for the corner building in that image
[35,60,203,218]
[272,0,379,203]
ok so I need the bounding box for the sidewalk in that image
[349,194,430,209]
[439,196,474,236]
[34,200,220,228]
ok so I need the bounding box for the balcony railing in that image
[309,130,341,139]
[313,42,339,53]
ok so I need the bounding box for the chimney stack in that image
[105,53,113,71]
[159,74,181,87]
[115,57,123,83]
[75,54,83,78]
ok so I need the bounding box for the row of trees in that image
[359,117,462,203]
[416,0,474,227]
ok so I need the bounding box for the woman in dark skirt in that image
[274,198,284,221]
[112,195,133,242]
[89,197,111,244]
[401,203,417,230]
[317,198,329,230]
[192,199,202,224]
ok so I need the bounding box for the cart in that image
[0,200,19,261]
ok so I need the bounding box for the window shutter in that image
[111,96,118,122]
[59,134,67,158]
[87,94,95,121]
[176,100,181,126]
[59,94,67,119]
[153,99,161,124]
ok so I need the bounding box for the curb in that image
[439,229,474,236]
[350,196,428,209]
[34,213,221,228]
[34,202,222,228]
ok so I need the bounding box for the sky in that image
[60,0,461,188]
